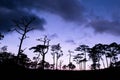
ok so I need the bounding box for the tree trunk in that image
[79,63,82,70]
[79,63,81,70]
[110,57,112,66]
[56,53,58,70]
[105,56,109,68]
[84,62,86,70]
[42,54,45,70]
[69,54,71,70]
[84,52,86,70]
[93,62,97,70]
[101,57,105,68]
[98,60,100,69]
[53,54,55,70]
[17,33,26,57]
[56,58,58,70]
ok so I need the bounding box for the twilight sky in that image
[0,0,120,69]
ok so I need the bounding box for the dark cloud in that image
[0,9,45,32]
[0,0,85,32]
[89,19,120,36]
[0,0,46,33]
[84,0,120,36]
[65,40,76,45]
[18,0,85,22]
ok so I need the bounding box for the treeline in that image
[0,16,120,71]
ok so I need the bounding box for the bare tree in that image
[12,16,35,57]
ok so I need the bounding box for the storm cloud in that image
[0,0,85,32]
[89,18,120,36]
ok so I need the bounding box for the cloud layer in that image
[89,14,120,36]
[0,0,85,32]
[1,0,120,37]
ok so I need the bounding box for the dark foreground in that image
[0,65,120,80]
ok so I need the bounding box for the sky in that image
[0,0,120,69]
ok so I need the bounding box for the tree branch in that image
[24,35,29,39]
[15,29,23,35]
[26,28,34,32]
[25,17,35,27]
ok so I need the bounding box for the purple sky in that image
[0,0,120,69]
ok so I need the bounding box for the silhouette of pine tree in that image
[12,16,35,57]
[29,36,50,70]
